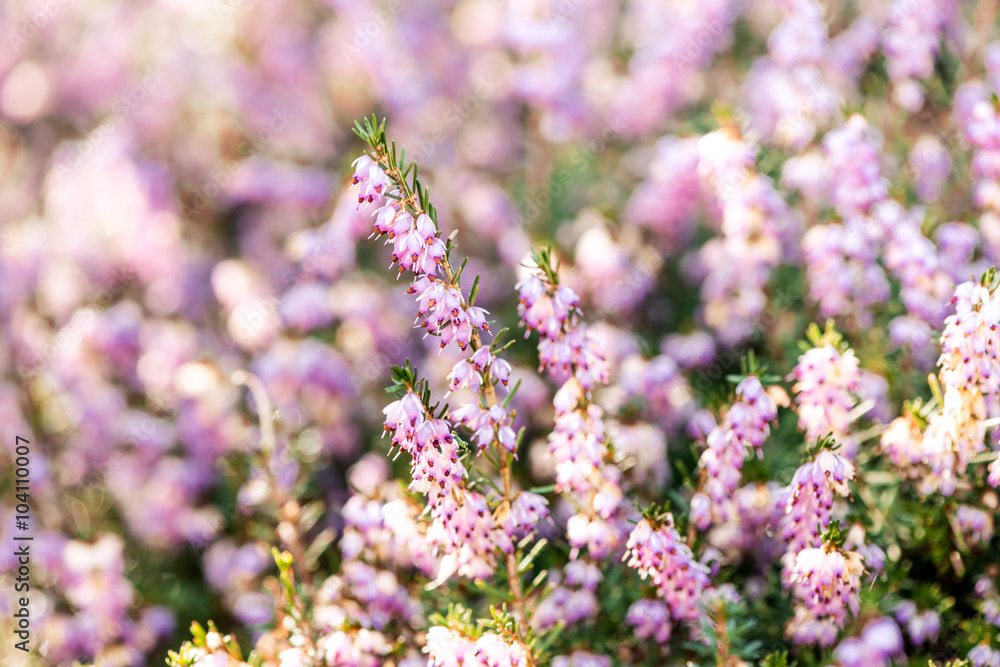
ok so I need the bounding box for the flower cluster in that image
[883,0,958,110]
[517,270,609,390]
[690,376,778,529]
[879,277,1000,494]
[789,338,861,458]
[894,600,942,645]
[784,532,866,646]
[518,256,621,562]
[800,116,893,327]
[624,516,712,630]
[780,450,856,559]
[425,627,529,667]
[352,156,492,356]
[779,449,862,645]
[19,2,1000,663]
[832,617,904,667]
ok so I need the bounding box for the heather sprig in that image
[351,117,544,654]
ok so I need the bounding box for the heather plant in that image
[5,1,1000,667]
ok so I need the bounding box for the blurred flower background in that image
[2,0,1000,665]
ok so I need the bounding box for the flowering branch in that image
[350,117,544,653]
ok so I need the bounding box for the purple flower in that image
[625,599,671,644]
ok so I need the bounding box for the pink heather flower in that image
[880,414,925,472]
[789,344,860,456]
[857,370,892,423]
[193,651,247,667]
[965,96,1000,254]
[507,492,550,533]
[566,514,619,560]
[355,158,486,309]
[844,523,885,576]
[690,492,712,531]
[351,155,390,204]
[278,648,312,667]
[940,280,1000,395]
[766,0,827,67]
[520,263,624,562]
[61,534,135,622]
[661,331,716,368]
[429,489,511,583]
[880,202,952,326]
[625,599,672,644]
[786,543,865,647]
[730,376,778,454]
[698,427,745,525]
[407,276,489,353]
[447,359,481,393]
[906,277,1000,495]
[822,115,888,218]
[780,450,855,558]
[491,357,512,388]
[702,482,785,561]
[278,282,334,332]
[695,377,777,529]
[860,617,904,658]
[894,599,917,624]
[780,444,860,647]
[517,270,608,388]
[624,136,702,249]
[339,478,435,576]
[472,404,518,453]
[936,222,982,283]
[563,560,603,591]
[833,617,903,667]
[383,391,510,582]
[532,584,601,629]
[624,517,711,623]
[619,354,695,433]
[883,0,958,110]
[386,213,446,277]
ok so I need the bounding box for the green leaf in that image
[518,538,548,573]
[473,578,512,601]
